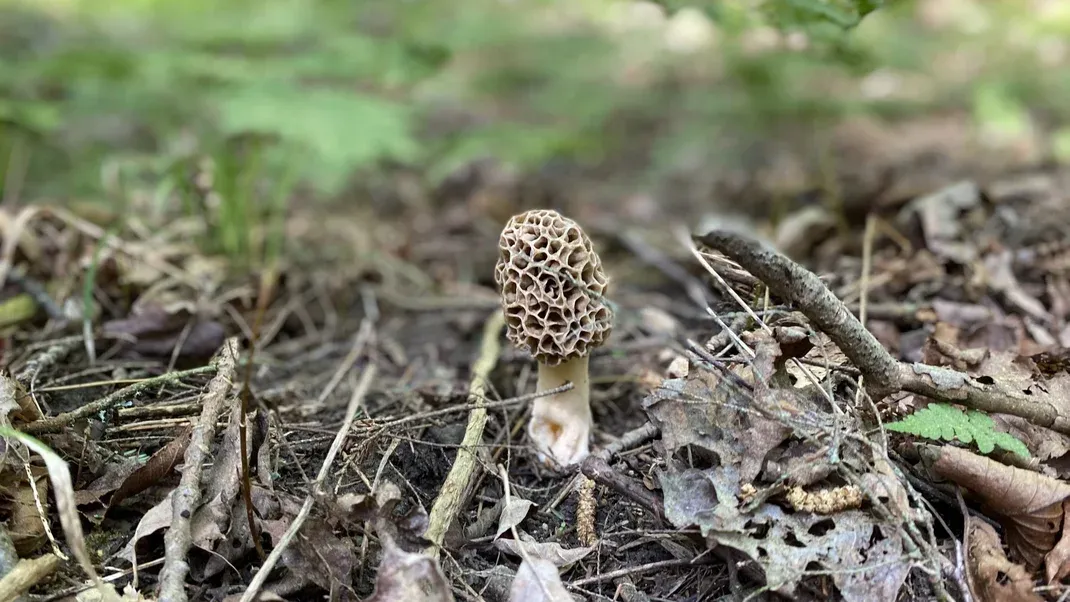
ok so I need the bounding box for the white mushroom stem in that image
[529,355,592,466]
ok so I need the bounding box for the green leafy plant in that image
[886,403,1031,459]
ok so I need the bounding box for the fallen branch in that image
[424,309,506,557]
[157,338,239,602]
[695,230,1070,436]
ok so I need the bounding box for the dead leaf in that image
[508,557,572,602]
[1046,498,1070,583]
[924,444,1070,568]
[983,249,1053,325]
[278,516,356,597]
[102,306,225,360]
[643,355,791,484]
[105,427,191,513]
[117,491,174,565]
[900,180,981,264]
[6,464,49,555]
[495,498,537,539]
[967,518,1043,602]
[191,405,249,551]
[0,428,119,601]
[660,465,909,601]
[493,539,593,569]
[363,533,453,602]
[75,456,142,508]
[0,374,40,424]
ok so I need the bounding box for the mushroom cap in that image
[494,209,613,366]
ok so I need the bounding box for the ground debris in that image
[966,518,1043,602]
[647,332,915,601]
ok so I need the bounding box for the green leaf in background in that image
[973,82,1032,143]
[216,86,419,194]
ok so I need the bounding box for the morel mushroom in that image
[494,209,613,466]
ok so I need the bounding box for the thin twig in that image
[425,309,505,556]
[570,558,711,587]
[22,363,220,435]
[157,338,239,602]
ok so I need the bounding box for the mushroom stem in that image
[530,355,592,466]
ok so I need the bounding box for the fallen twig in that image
[570,558,715,587]
[695,229,1070,436]
[157,338,239,602]
[424,309,505,556]
[22,363,220,435]
[580,455,664,523]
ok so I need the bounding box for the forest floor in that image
[3,108,1070,602]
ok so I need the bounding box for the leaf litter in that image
[5,57,1070,602]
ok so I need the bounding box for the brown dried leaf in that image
[901,180,981,264]
[643,342,791,483]
[1046,499,1070,584]
[102,306,225,360]
[105,427,191,513]
[926,445,1070,567]
[280,516,356,596]
[7,465,49,555]
[508,558,572,602]
[983,250,1053,325]
[363,533,453,602]
[2,429,119,601]
[118,491,173,564]
[931,299,995,329]
[75,456,142,508]
[0,374,40,424]
[967,518,1042,602]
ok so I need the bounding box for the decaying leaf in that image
[75,455,142,508]
[924,444,1070,568]
[106,427,191,513]
[495,498,537,539]
[363,533,453,602]
[643,336,792,484]
[1045,498,1070,583]
[899,179,981,265]
[508,557,572,602]
[493,539,594,569]
[966,518,1043,602]
[5,464,49,555]
[191,405,256,552]
[281,513,357,597]
[102,305,225,360]
[660,464,910,601]
[118,490,174,565]
[0,374,40,424]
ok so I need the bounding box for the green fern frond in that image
[886,403,1031,459]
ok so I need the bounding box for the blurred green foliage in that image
[0,0,1067,213]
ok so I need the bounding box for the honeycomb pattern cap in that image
[494,209,613,366]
